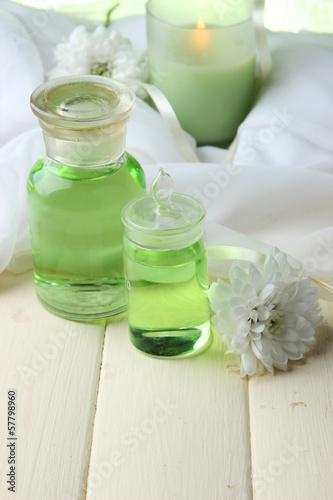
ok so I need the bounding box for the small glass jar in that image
[28,75,146,321]
[122,169,211,358]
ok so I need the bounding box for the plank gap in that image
[247,375,255,500]
[83,320,107,500]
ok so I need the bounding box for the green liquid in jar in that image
[27,153,146,320]
[124,238,211,358]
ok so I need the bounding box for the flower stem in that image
[104,2,120,28]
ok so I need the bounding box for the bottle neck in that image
[41,118,128,166]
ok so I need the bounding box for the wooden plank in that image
[249,299,333,500]
[87,320,252,500]
[0,271,105,500]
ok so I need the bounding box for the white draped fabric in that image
[1,0,333,280]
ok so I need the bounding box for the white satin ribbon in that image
[208,246,333,302]
[253,0,273,81]
[124,79,201,163]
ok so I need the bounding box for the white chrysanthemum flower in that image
[49,25,148,99]
[209,248,323,377]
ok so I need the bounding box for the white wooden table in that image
[1,269,332,500]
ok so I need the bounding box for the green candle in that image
[147,0,257,146]
[149,51,256,145]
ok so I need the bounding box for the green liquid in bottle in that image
[124,238,211,358]
[28,153,146,320]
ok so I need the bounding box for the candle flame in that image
[197,16,206,30]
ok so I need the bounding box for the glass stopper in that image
[151,168,174,213]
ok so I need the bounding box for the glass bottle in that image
[122,169,211,358]
[28,75,146,321]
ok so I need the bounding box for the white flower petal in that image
[250,330,262,341]
[241,283,257,299]
[280,343,304,358]
[229,296,247,309]
[231,278,246,296]
[249,309,258,322]
[210,300,228,313]
[232,333,250,352]
[257,305,270,321]
[238,319,251,336]
[248,264,263,292]
[241,351,258,376]
[277,328,300,342]
[248,296,263,310]
[293,315,309,331]
[232,306,251,324]
[270,340,288,365]
[252,340,273,370]
[233,266,249,283]
[208,280,233,302]
[251,323,266,334]
[260,283,277,303]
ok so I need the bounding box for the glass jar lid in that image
[122,169,206,249]
[30,75,135,129]
[30,75,136,166]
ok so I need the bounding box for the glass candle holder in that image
[122,169,211,359]
[147,0,257,146]
[28,76,146,321]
